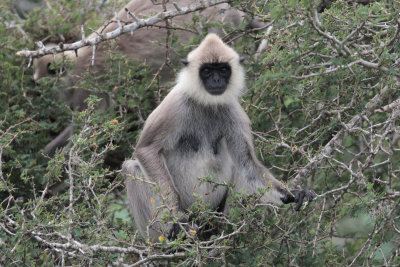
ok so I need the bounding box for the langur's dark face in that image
[199,63,231,95]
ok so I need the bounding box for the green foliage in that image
[1,0,400,266]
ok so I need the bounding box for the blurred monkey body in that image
[122,34,313,239]
[35,0,263,155]
[33,0,256,84]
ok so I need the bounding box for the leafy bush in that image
[1,0,399,266]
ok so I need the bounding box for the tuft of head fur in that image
[175,33,245,105]
[32,54,53,81]
[32,44,78,81]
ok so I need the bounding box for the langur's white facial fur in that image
[175,33,246,105]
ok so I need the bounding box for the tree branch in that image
[16,0,230,58]
[290,84,395,188]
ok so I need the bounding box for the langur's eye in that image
[220,67,228,74]
[202,68,210,76]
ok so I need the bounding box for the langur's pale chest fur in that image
[164,97,235,210]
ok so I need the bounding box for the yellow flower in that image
[158,235,165,242]
[292,144,298,151]
[112,119,118,124]
[189,229,197,235]
[150,198,155,204]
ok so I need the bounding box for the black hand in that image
[167,222,182,240]
[281,189,314,211]
[167,217,199,240]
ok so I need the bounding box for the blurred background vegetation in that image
[1,0,399,266]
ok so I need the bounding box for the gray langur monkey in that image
[122,33,313,240]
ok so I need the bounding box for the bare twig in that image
[16,0,230,58]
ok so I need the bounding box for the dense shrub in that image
[1,0,399,265]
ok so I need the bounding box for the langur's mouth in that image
[205,87,226,95]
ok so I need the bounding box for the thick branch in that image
[16,0,230,58]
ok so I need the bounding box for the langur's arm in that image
[44,125,74,156]
[226,131,289,203]
[226,116,313,210]
[134,106,180,212]
[135,144,177,205]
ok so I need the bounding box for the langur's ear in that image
[239,56,245,63]
[181,59,189,66]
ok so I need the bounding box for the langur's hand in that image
[167,217,199,240]
[282,189,314,211]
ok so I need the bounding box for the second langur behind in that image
[122,33,313,239]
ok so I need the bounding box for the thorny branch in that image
[290,9,400,188]
[15,0,230,59]
[243,4,400,264]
